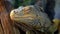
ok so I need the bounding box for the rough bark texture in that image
[0,0,21,34]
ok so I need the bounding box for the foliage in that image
[14,0,36,8]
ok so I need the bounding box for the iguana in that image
[10,5,57,34]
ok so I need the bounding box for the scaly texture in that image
[10,5,52,32]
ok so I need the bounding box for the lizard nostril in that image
[14,10,19,14]
[14,11,18,14]
[14,11,15,13]
[14,10,17,13]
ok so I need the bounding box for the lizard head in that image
[10,6,37,22]
[10,6,52,31]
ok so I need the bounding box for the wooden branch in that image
[0,0,15,34]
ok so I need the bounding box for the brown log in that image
[0,0,15,34]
